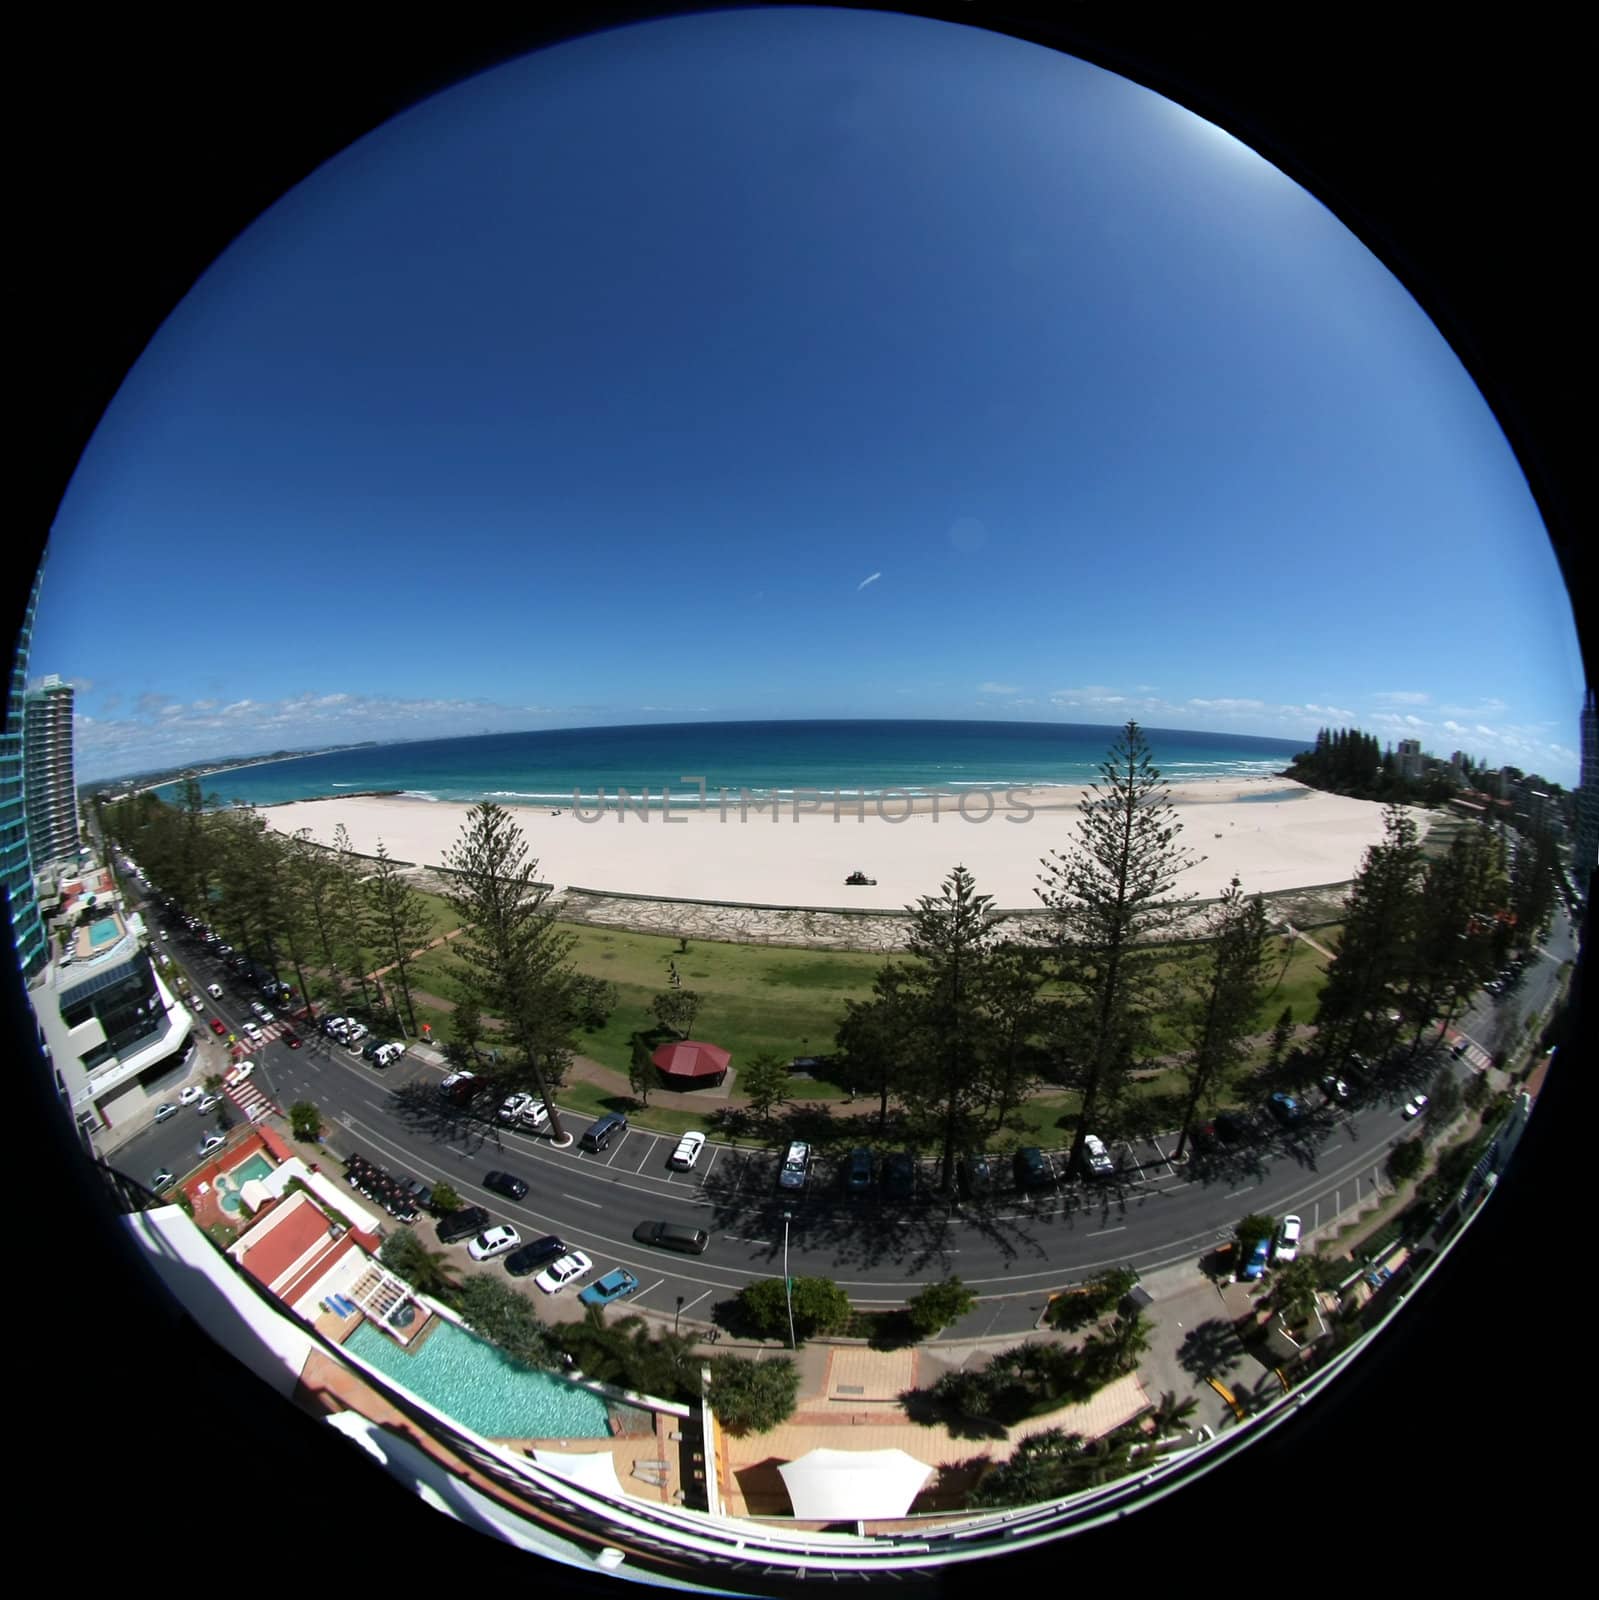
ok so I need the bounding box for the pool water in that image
[89,918,119,949]
[344,1318,614,1439]
[214,1153,276,1214]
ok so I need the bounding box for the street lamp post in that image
[782,1210,796,1350]
[675,1294,684,1335]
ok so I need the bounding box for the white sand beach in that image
[260,776,1397,911]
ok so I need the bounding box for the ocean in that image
[156,720,1310,810]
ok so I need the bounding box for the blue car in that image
[578,1268,640,1308]
[1242,1236,1271,1281]
[1267,1092,1303,1126]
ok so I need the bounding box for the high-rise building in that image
[1576,688,1599,899]
[24,672,80,867]
[3,566,48,978]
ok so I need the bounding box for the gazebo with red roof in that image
[651,1039,731,1088]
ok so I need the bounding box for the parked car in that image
[153,1169,175,1191]
[197,1093,221,1114]
[482,1169,528,1201]
[436,1206,492,1245]
[343,1022,369,1044]
[1322,1076,1351,1103]
[669,1131,706,1170]
[208,1017,227,1036]
[1275,1215,1303,1263]
[882,1150,917,1197]
[578,1268,641,1307]
[505,1235,568,1277]
[1081,1133,1116,1177]
[632,1220,710,1255]
[1402,1093,1430,1119]
[1212,1110,1251,1144]
[514,1095,549,1130]
[439,1070,477,1105]
[497,1092,535,1124]
[362,1037,385,1061]
[580,1110,627,1151]
[373,1042,404,1068]
[777,1140,811,1191]
[956,1151,994,1198]
[179,1084,204,1105]
[467,1225,522,1262]
[206,983,223,999]
[249,1001,271,1021]
[154,1103,178,1124]
[1013,1146,1053,1190]
[197,1132,226,1156]
[1267,1092,1304,1126]
[1242,1235,1272,1280]
[844,1147,874,1194]
[534,1250,594,1295]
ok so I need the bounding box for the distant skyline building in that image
[23,672,80,867]
[3,566,48,978]
[1576,689,1598,899]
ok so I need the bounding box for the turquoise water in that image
[344,1318,614,1439]
[214,1153,275,1215]
[155,719,1308,810]
[89,918,119,948]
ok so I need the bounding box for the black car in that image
[482,1170,528,1201]
[436,1205,492,1245]
[956,1151,995,1198]
[843,1147,874,1193]
[1013,1146,1053,1190]
[505,1235,568,1277]
[1212,1111,1251,1145]
[882,1150,917,1198]
[632,1220,710,1255]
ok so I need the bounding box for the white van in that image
[206,983,223,1000]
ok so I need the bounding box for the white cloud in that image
[857,571,881,591]
[978,681,1020,695]
[1188,697,1265,712]
[1373,690,1431,706]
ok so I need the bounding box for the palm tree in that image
[1271,1256,1322,1329]
[1146,1389,1199,1439]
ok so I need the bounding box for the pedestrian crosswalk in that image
[226,1077,280,1123]
[1444,1028,1492,1072]
[231,1020,293,1056]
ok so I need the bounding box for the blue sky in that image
[36,8,1584,784]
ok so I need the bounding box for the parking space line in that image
[631,1276,668,1303]
[700,1144,720,1181]
[603,1137,626,1167]
[678,1288,712,1316]
[635,1135,660,1173]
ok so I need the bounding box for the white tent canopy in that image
[531,1449,625,1498]
[777,1448,933,1521]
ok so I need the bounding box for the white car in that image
[179,1084,204,1106]
[197,1093,222,1114]
[467,1225,522,1262]
[517,1098,550,1131]
[497,1092,534,1124]
[206,984,223,1000]
[343,1022,368,1044]
[669,1130,706,1170]
[373,1042,405,1068]
[534,1250,593,1295]
[154,1103,179,1124]
[226,1061,254,1085]
[240,1021,263,1041]
[197,1132,226,1156]
[1082,1133,1116,1176]
[1402,1094,1430,1119]
[1275,1214,1303,1263]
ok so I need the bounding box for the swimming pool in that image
[214,1153,276,1214]
[89,918,119,949]
[344,1318,614,1439]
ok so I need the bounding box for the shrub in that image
[737,1275,851,1343]
[1387,1138,1426,1183]
[906,1276,976,1338]
[707,1355,800,1435]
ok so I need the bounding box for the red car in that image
[208,1017,226,1036]
[282,1029,301,1050]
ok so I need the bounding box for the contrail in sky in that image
[857,571,881,590]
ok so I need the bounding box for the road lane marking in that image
[1088,1225,1126,1236]
[562,1191,603,1208]
[1225,1185,1257,1199]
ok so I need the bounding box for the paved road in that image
[122,880,1573,1342]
